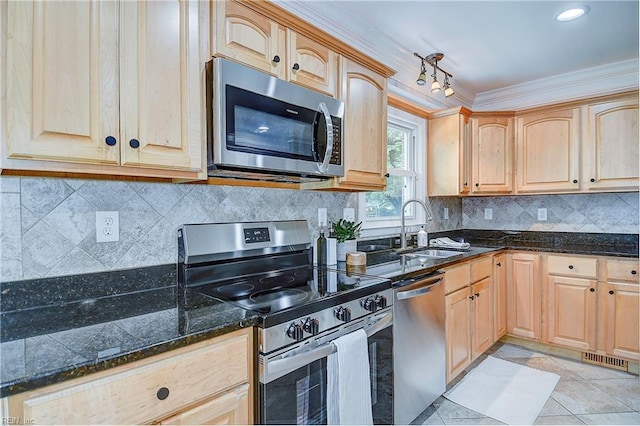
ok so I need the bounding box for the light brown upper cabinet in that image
[470,114,514,194]
[427,107,472,196]
[515,107,581,194]
[337,59,388,190]
[583,97,639,191]
[4,0,205,179]
[212,0,339,97]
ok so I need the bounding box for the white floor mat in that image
[444,356,560,425]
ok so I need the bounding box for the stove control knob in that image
[334,307,352,322]
[375,295,387,309]
[303,317,320,335]
[362,297,378,313]
[286,322,305,342]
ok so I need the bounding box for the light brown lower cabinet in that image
[3,328,253,425]
[445,255,495,383]
[506,252,541,340]
[493,253,507,340]
[160,383,250,425]
[599,282,640,361]
[446,285,472,383]
[506,253,639,363]
[545,275,597,351]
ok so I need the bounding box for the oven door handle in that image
[265,312,392,381]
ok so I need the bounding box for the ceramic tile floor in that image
[411,342,640,425]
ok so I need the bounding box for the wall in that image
[0,176,357,282]
[462,192,639,233]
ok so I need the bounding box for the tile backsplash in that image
[462,193,639,233]
[0,177,357,282]
[1,176,638,282]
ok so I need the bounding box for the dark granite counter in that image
[359,230,638,269]
[1,230,637,398]
[0,265,259,398]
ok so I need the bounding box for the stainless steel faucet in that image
[400,199,434,249]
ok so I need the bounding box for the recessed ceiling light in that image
[556,6,590,22]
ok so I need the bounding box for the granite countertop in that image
[1,229,637,398]
[0,265,259,398]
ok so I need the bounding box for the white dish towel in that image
[326,329,373,425]
[429,237,471,250]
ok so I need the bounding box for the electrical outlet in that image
[538,208,548,221]
[484,208,493,220]
[318,208,327,227]
[444,207,449,220]
[96,211,119,242]
[343,207,355,222]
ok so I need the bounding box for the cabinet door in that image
[507,253,541,340]
[471,277,494,359]
[546,275,597,351]
[119,0,203,171]
[337,58,387,190]
[515,108,580,193]
[600,282,640,361]
[471,116,513,193]
[211,0,285,78]
[427,110,471,196]
[494,254,507,341]
[287,31,339,97]
[584,99,639,191]
[160,384,250,425]
[6,1,119,164]
[446,287,472,383]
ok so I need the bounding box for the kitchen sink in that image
[403,249,464,259]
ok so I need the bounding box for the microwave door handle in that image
[316,102,334,174]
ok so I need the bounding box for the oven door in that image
[258,311,393,425]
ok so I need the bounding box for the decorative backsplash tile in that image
[462,193,639,233]
[0,177,357,282]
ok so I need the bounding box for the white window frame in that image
[357,106,427,237]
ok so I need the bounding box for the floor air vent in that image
[582,352,628,371]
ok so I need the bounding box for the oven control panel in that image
[259,288,394,353]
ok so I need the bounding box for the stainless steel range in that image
[177,220,393,424]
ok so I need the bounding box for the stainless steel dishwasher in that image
[393,271,446,425]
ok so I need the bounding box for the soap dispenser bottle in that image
[417,226,428,247]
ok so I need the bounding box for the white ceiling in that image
[273,0,640,110]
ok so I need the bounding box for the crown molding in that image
[271,1,638,113]
[472,59,640,111]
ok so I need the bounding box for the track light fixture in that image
[414,52,455,98]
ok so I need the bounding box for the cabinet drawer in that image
[547,254,597,278]
[445,263,471,294]
[604,258,640,283]
[22,331,250,424]
[471,256,493,282]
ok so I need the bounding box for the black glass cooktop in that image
[189,265,389,315]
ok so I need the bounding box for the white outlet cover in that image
[444,207,449,220]
[96,211,120,243]
[318,208,328,227]
[343,207,355,222]
[484,208,493,220]
[538,208,548,221]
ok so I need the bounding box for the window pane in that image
[365,175,404,218]
[387,126,407,169]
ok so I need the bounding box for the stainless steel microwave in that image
[206,58,345,181]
